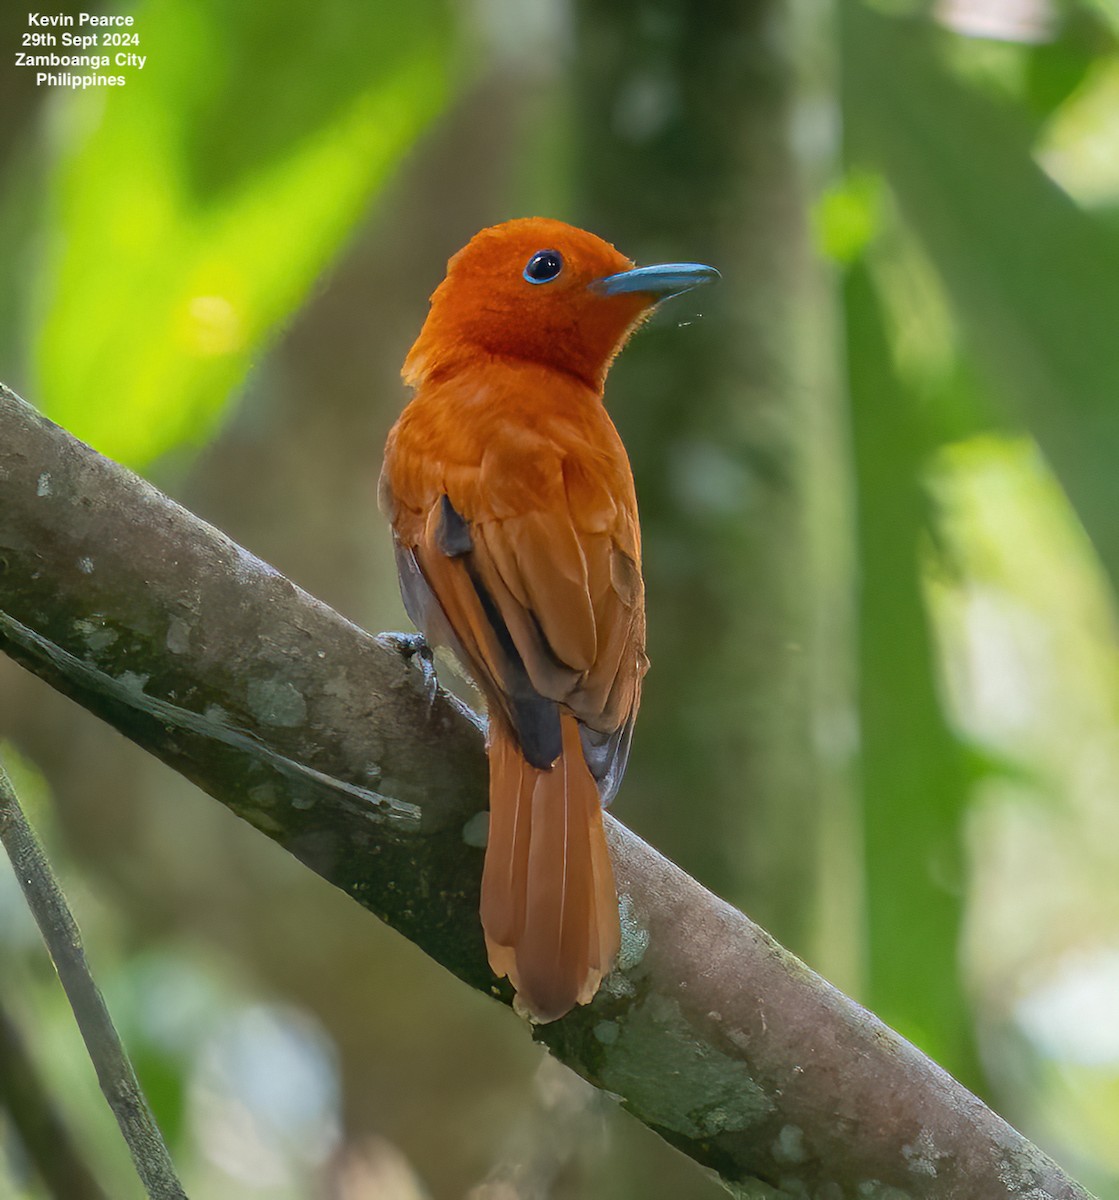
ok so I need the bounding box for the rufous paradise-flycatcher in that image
[379,218,717,1021]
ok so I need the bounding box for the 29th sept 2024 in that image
[15,11,147,89]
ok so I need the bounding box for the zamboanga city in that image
[16,54,146,67]
[15,49,146,88]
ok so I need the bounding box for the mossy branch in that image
[0,384,1094,1199]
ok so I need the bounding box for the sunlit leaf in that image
[812,170,885,265]
[33,0,452,466]
[1038,55,1119,207]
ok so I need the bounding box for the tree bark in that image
[0,385,1092,1199]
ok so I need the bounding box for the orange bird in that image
[379,218,718,1021]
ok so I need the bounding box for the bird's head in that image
[403,217,719,392]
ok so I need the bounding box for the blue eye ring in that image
[524,249,564,285]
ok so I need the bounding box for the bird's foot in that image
[375,631,439,706]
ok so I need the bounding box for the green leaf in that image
[33,0,452,466]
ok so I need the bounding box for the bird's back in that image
[381,357,647,769]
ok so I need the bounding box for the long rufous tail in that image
[480,714,620,1022]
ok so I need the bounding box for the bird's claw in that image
[375,631,439,707]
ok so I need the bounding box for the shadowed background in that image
[2,0,1119,1196]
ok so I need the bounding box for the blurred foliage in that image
[3,0,1119,1195]
[845,3,1119,588]
[23,0,452,465]
[832,0,1119,1183]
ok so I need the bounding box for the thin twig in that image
[0,756,188,1200]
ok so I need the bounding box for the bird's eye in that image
[523,249,564,285]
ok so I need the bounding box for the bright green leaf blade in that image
[34,0,452,466]
[843,3,1119,593]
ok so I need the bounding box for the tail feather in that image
[480,732,532,979]
[480,715,620,1022]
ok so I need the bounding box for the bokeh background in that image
[2,0,1119,1195]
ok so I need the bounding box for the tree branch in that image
[0,384,1093,1199]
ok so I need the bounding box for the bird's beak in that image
[592,262,721,301]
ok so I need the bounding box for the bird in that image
[379,218,718,1022]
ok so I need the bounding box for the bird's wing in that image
[383,407,646,798]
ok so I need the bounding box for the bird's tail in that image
[481,714,620,1022]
